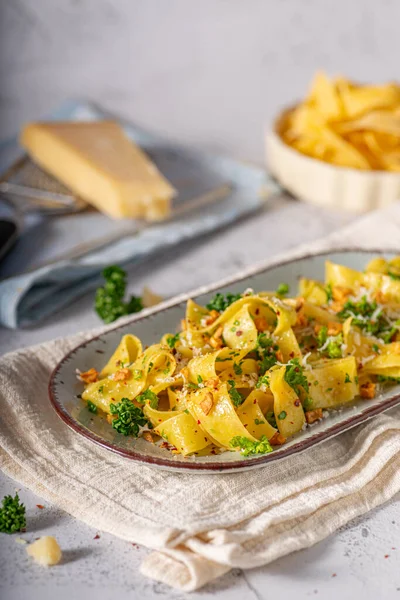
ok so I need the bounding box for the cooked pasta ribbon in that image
[79,255,400,457]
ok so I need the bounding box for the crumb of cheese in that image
[27,536,62,566]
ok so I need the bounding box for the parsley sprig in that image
[230,435,273,456]
[95,266,143,324]
[0,494,26,534]
[206,292,242,313]
[109,398,148,436]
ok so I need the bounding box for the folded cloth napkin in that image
[1,202,400,592]
[0,100,273,329]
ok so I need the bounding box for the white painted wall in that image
[1,0,399,162]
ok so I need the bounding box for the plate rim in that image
[48,246,400,472]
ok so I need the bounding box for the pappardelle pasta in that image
[79,256,400,458]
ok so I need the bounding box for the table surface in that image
[1,196,400,600]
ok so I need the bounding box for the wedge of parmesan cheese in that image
[26,536,62,566]
[20,121,176,221]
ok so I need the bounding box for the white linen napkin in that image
[1,202,400,591]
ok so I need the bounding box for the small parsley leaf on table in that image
[0,494,26,534]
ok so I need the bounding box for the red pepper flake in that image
[289,351,295,358]
[197,420,201,424]
[244,424,248,428]
[253,399,257,404]
[294,400,300,406]
[236,330,243,336]
[384,554,390,558]
[276,310,280,315]
[94,534,100,540]
[204,437,208,442]
[36,504,45,510]
[392,547,396,550]
[210,449,216,455]
[331,573,337,578]
[132,543,139,549]
[255,308,260,315]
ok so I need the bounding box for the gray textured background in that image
[1,0,399,163]
[1,2,400,599]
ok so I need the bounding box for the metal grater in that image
[0,156,87,214]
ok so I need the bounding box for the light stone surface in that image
[1,0,400,598]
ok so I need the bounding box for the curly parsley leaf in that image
[325,283,333,303]
[109,398,148,436]
[337,295,395,341]
[206,292,242,313]
[233,362,243,376]
[230,435,273,457]
[227,380,244,407]
[0,494,26,534]
[317,326,343,359]
[256,333,278,372]
[87,400,97,414]
[266,411,277,428]
[136,389,159,409]
[284,358,309,398]
[95,266,143,324]
[276,283,289,297]
[166,333,180,349]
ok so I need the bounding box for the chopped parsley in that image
[197,375,203,384]
[266,411,277,428]
[377,375,400,383]
[230,435,273,457]
[388,271,400,281]
[98,385,104,394]
[303,396,313,410]
[284,358,309,398]
[317,326,343,359]
[233,362,243,376]
[227,380,244,407]
[256,333,278,372]
[325,283,333,303]
[136,388,159,409]
[276,283,289,297]
[109,398,148,436]
[337,296,395,341]
[254,418,265,425]
[372,344,380,353]
[133,369,143,380]
[206,292,242,313]
[87,400,98,413]
[0,493,26,534]
[187,382,199,390]
[256,374,270,389]
[344,373,351,383]
[167,333,180,348]
[95,266,143,324]
[278,410,287,420]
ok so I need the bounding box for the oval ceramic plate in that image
[49,249,400,473]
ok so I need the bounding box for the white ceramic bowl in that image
[266,109,400,213]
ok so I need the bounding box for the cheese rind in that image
[20,121,175,220]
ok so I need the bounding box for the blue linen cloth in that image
[0,101,277,329]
